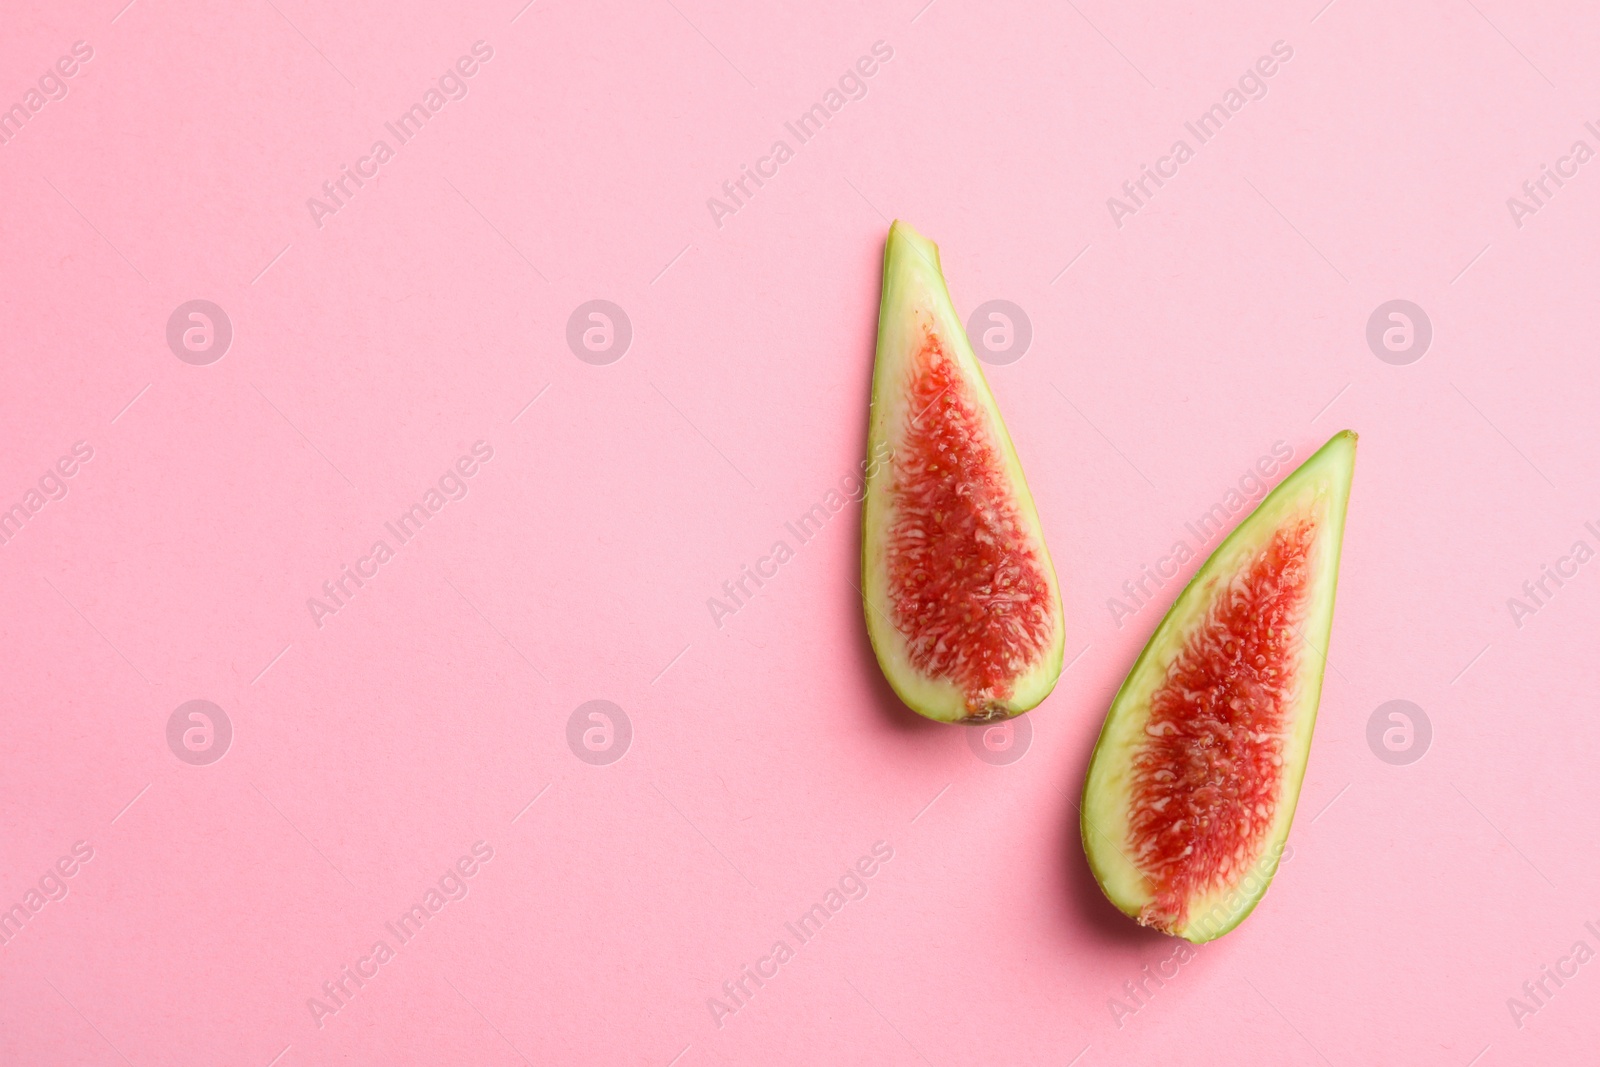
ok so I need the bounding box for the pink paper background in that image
[3,0,1597,1063]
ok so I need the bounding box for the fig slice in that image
[1081,431,1357,941]
[860,221,1065,723]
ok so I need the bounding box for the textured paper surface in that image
[2,1,1597,1063]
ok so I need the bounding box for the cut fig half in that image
[860,221,1065,724]
[1081,430,1356,942]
